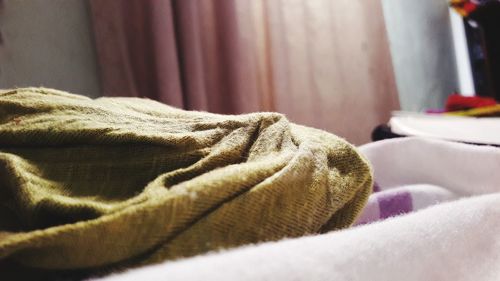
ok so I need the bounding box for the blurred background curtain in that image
[89,0,399,144]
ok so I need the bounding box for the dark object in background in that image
[371,125,404,142]
[465,2,500,100]
[463,19,493,97]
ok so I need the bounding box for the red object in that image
[445,94,497,111]
[463,2,478,14]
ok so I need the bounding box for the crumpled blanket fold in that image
[0,88,371,276]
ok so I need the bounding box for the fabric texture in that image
[0,88,371,277]
[97,137,500,281]
[355,137,484,225]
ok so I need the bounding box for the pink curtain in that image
[89,0,399,144]
[89,0,265,114]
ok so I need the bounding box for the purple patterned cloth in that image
[354,182,457,226]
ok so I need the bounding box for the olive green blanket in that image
[0,88,371,274]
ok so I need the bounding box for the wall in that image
[382,0,459,111]
[0,0,101,97]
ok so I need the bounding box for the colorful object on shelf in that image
[422,94,500,117]
[445,104,500,117]
[450,0,499,17]
[445,93,497,111]
[450,0,479,16]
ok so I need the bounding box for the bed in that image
[1,88,499,280]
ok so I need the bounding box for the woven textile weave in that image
[0,88,371,275]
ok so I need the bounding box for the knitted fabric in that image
[0,88,372,275]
